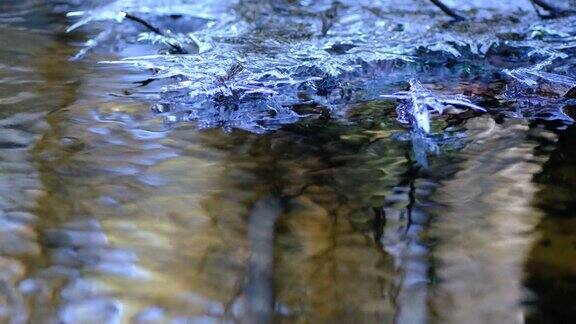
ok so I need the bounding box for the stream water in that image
[0,0,575,323]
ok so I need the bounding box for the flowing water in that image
[0,0,575,323]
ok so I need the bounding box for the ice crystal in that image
[66,0,576,132]
[382,79,486,133]
[503,50,576,88]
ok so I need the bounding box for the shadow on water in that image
[524,122,576,323]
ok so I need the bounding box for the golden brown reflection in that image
[5,85,564,323]
[428,116,553,324]
[0,2,85,321]
[14,80,418,323]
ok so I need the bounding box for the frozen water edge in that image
[67,0,576,133]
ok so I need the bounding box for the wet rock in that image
[132,307,167,324]
[138,172,169,186]
[59,298,122,324]
[0,279,28,324]
[0,232,40,256]
[50,248,83,268]
[96,196,120,206]
[98,163,141,176]
[0,218,36,238]
[38,266,81,281]
[173,315,219,323]
[62,219,103,232]
[44,229,108,248]
[92,261,150,280]
[60,278,112,301]
[4,211,38,225]
[0,257,25,282]
[76,248,138,264]
[59,136,86,152]
[18,278,46,295]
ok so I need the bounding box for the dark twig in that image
[123,12,188,54]
[124,13,163,35]
[320,1,341,36]
[531,0,562,15]
[531,0,575,18]
[372,207,386,248]
[429,0,466,21]
[403,165,419,236]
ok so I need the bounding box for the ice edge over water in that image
[66,0,576,133]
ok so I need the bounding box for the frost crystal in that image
[66,0,576,132]
[503,50,576,87]
[382,79,486,133]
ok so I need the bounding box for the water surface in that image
[0,1,575,323]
